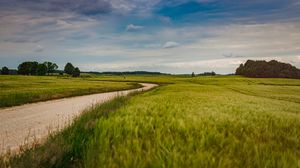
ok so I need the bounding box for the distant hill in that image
[87,71,169,75]
[236,60,300,79]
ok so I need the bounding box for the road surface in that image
[0,83,157,154]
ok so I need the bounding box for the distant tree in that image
[18,62,34,75]
[72,67,80,77]
[30,62,39,75]
[235,60,300,79]
[191,72,195,77]
[1,66,9,75]
[235,64,244,75]
[64,63,75,75]
[44,62,58,75]
[198,71,217,76]
[37,63,47,76]
[18,61,39,75]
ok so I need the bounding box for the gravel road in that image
[0,83,157,155]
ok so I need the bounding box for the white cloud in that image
[0,11,99,44]
[163,41,179,48]
[125,24,144,31]
[34,45,44,52]
[64,21,300,73]
[1,7,300,74]
[159,16,172,24]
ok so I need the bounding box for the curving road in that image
[0,83,157,155]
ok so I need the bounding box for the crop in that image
[0,75,140,108]
[85,76,300,168]
[2,76,300,168]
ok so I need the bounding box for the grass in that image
[1,75,300,167]
[0,75,141,108]
[84,76,300,168]
[89,74,180,84]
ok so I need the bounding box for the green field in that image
[0,75,140,108]
[84,76,300,168]
[2,76,300,168]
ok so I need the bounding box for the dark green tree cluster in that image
[1,66,10,75]
[17,61,58,76]
[198,71,216,76]
[236,60,300,79]
[88,71,167,75]
[64,62,80,77]
[44,62,59,75]
[191,72,195,77]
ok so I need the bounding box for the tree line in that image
[191,71,216,77]
[1,62,80,77]
[88,71,167,75]
[17,61,58,76]
[236,60,300,79]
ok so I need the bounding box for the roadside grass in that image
[0,95,131,168]
[1,76,300,167]
[0,75,140,108]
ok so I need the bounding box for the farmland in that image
[3,75,300,168]
[85,76,300,168]
[0,75,140,108]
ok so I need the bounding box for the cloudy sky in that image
[0,0,300,74]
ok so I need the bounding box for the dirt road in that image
[0,83,157,154]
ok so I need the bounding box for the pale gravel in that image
[0,83,157,155]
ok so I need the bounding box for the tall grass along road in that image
[0,83,157,155]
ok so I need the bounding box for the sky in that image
[0,0,300,74]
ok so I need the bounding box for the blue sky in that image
[0,0,300,74]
